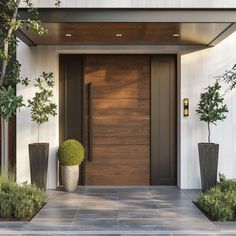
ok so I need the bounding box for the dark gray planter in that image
[29,143,49,191]
[198,143,219,192]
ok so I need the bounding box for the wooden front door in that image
[84,55,150,185]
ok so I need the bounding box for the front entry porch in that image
[0,186,235,235]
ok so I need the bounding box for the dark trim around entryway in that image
[59,54,85,185]
[59,54,178,186]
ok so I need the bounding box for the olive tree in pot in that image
[57,139,84,192]
[28,72,57,190]
[196,81,228,192]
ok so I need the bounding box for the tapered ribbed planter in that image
[29,143,49,191]
[61,165,79,192]
[198,143,219,192]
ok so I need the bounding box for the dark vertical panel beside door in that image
[151,55,177,185]
[59,54,84,184]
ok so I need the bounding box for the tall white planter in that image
[61,165,79,192]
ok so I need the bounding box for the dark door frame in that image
[59,54,85,185]
[59,54,179,186]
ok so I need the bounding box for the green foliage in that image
[28,72,57,125]
[196,81,228,142]
[14,198,34,219]
[55,0,61,7]
[0,169,15,185]
[198,180,236,221]
[0,171,45,220]
[196,81,228,125]
[0,86,24,120]
[58,139,85,166]
[218,180,236,192]
[217,64,236,92]
[219,172,226,183]
[0,0,59,121]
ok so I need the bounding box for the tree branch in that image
[0,0,21,86]
[0,2,7,7]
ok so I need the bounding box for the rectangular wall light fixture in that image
[183,98,189,117]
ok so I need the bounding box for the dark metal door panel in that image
[59,54,85,184]
[151,55,177,185]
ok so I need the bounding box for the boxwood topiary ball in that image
[57,139,85,166]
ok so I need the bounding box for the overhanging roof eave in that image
[18,8,236,23]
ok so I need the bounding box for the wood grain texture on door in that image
[84,55,150,185]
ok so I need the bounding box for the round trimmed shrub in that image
[57,139,84,166]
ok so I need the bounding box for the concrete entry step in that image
[0,187,235,234]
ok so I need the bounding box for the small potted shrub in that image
[196,81,228,192]
[28,72,57,190]
[57,139,84,192]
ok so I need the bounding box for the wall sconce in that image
[183,98,189,117]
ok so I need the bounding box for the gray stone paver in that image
[0,186,234,235]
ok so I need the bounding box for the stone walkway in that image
[0,186,235,235]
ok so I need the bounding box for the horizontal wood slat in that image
[85,55,150,185]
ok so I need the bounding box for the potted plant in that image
[57,139,84,192]
[28,72,57,190]
[196,81,228,192]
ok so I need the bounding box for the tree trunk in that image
[0,0,21,86]
[208,122,211,143]
[0,0,21,170]
[1,118,8,172]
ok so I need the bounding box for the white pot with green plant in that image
[196,81,228,192]
[57,139,85,192]
[28,72,57,190]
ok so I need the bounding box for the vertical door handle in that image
[88,83,93,162]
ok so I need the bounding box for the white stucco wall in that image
[19,0,236,8]
[16,43,59,189]
[17,32,236,189]
[180,32,236,189]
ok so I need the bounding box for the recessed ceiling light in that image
[173,33,180,37]
[65,33,72,37]
[115,33,123,37]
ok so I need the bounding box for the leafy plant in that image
[219,172,226,183]
[57,139,85,166]
[217,64,236,92]
[0,169,15,185]
[14,198,34,219]
[28,72,57,142]
[0,0,61,117]
[198,180,236,221]
[0,171,45,220]
[218,180,236,192]
[0,86,24,120]
[196,81,228,143]
[1,0,46,120]
[0,0,60,169]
